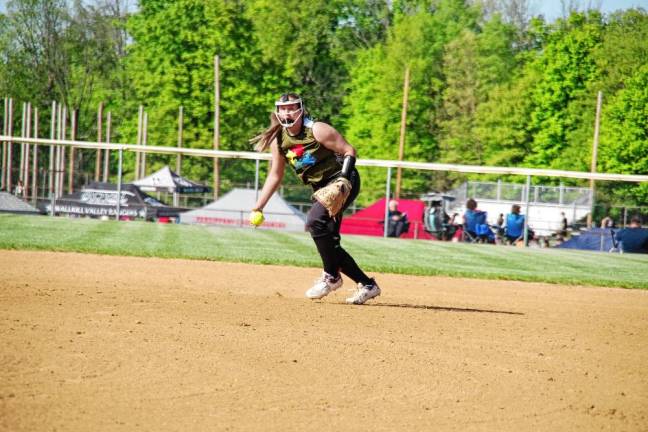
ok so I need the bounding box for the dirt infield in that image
[1,250,647,431]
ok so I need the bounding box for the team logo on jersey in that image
[286,144,316,170]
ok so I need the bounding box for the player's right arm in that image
[252,139,285,212]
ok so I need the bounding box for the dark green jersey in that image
[278,118,341,185]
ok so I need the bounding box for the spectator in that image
[463,198,493,243]
[462,198,479,237]
[386,200,409,238]
[496,213,504,228]
[556,211,569,242]
[449,213,462,242]
[495,213,505,241]
[505,204,533,245]
[425,200,452,240]
[14,180,24,196]
[613,216,648,254]
[600,215,614,229]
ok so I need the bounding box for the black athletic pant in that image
[306,169,372,285]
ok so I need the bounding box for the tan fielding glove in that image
[312,177,352,217]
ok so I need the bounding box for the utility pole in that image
[395,64,410,199]
[213,54,221,199]
[587,91,602,229]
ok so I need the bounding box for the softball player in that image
[250,93,380,305]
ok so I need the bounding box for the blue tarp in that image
[556,228,614,252]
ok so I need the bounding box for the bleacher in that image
[444,181,592,236]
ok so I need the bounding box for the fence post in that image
[19,102,26,188]
[31,108,38,205]
[523,175,531,246]
[48,102,55,201]
[103,112,111,182]
[116,147,123,221]
[254,159,260,201]
[1,97,6,191]
[384,167,392,238]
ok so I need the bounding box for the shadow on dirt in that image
[337,302,524,315]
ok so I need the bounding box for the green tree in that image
[343,0,480,201]
[475,70,536,169]
[122,0,270,186]
[525,12,604,171]
[245,0,390,123]
[439,15,517,169]
[598,64,648,204]
[593,8,648,95]
[0,0,70,106]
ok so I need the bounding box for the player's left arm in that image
[312,122,356,158]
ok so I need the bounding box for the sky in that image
[1,0,648,20]
[534,0,648,21]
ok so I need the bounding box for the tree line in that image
[1,0,646,206]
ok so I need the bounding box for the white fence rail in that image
[3,135,648,183]
[2,135,647,243]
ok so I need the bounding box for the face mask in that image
[275,98,304,128]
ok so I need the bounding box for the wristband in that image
[341,155,356,179]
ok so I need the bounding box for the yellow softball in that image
[249,210,264,227]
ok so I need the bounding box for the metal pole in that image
[141,111,147,178]
[587,91,603,229]
[103,111,111,182]
[116,147,123,221]
[176,106,183,175]
[31,108,38,205]
[24,102,31,198]
[55,103,62,198]
[384,167,392,238]
[174,106,183,207]
[19,102,26,186]
[60,106,66,195]
[96,102,103,181]
[523,175,531,246]
[48,102,55,199]
[68,109,77,193]
[213,54,221,199]
[254,159,260,201]
[1,97,6,191]
[395,64,410,199]
[136,105,143,179]
[7,98,13,193]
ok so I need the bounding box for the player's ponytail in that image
[250,112,282,152]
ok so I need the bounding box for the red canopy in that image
[340,198,433,239]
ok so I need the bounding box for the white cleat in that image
[346,279,381,305]
[305,272,343,299]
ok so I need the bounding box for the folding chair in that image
[463,210,494,243]
[505,213,525,245]
[609,229,622,253]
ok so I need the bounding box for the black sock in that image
[312,235,340,277]
[337,247,372,285]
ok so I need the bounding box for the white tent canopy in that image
[132,166,210,194]
[179,188,306,232]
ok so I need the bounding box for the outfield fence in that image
[1,135,648,244]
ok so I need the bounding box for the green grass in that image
[2,213,647,289]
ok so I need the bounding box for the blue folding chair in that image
[463,210,494,243]
[505,213,525,244]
